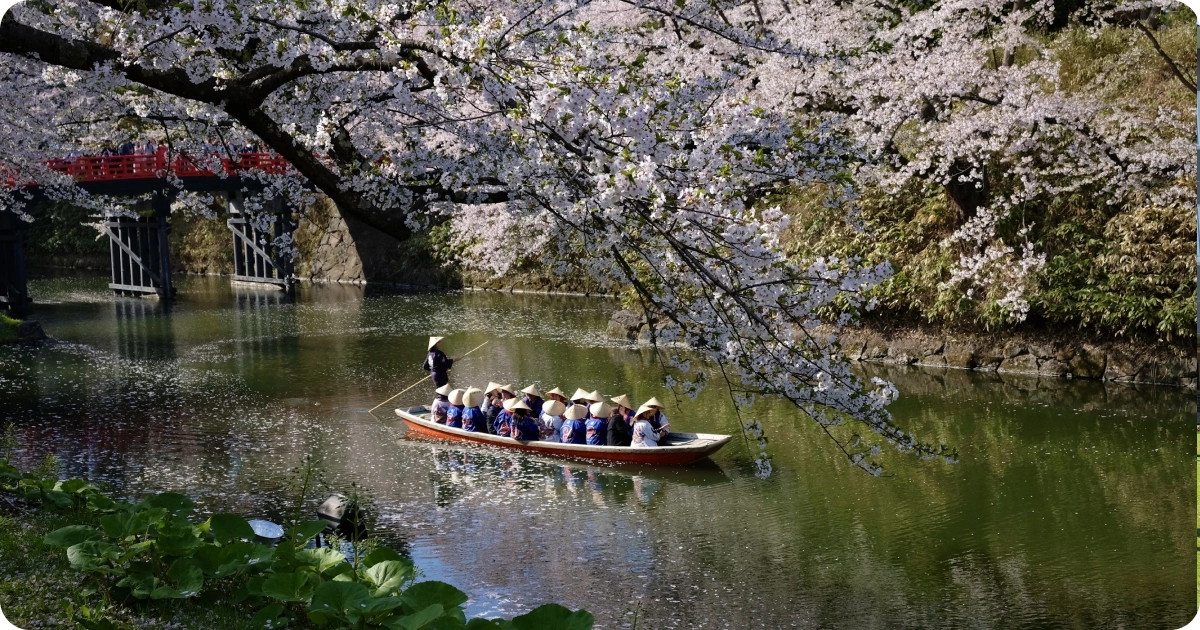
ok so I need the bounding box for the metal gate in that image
[105,195,174,298]
[227,193,294,289]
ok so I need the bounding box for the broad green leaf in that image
[401,581,468,613]
[289,520,328,543]
[192,545,224,576]
[209,514,255,545]
[139,492,193,517]
[165,557,203,596]
[365,559,414,596]
[382,603,443,630]
[86,494,119,512]
[294,547,346,573]
[346,596,406,625]
[261,571,315,602]
[155,531,202,556]
[66,541,120,571]
[363,546,405,568]
[59,479,92,494]
[250,603,288,629]
[150,586,187,599]
[44,525,101,548]
[75,617,119,630]
[116,571,157,599]
[100,511,145,540]
[465,619,514,630]
[306,580,371,625]
[138,506,169,526]
[44,490,74,509]
[216,542,275,575]
[511,604,593,630]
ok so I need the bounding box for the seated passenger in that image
[570,388,593,409]
[494,398,516,438]
[446,389,465,429]
[521,385,544,417]
[642,396,671,439]
[561,404,588,444]
[586,402,611,446]
[544,387,569,407]
[607,394,634,447]
[484,382,505,434]
[540,400,566,443]
[461,388,485,432]
[431,384,453,424]
[631,404,660,448]
[510,400,540,441]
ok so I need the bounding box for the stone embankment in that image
[1,320,47,345]
[605,309,1198,389]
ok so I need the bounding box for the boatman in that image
[422,337,458,388]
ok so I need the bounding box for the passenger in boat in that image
[521,385,544,417]
[642,396,671,438]
[607,395,635,447]
[431,384,453,424]
[446,389,465,429]
[544,387,569,407]
[561,404,588,444]
[570,388,592,409]
[540,400,566,442]
[586,402,611,446]
[510,400,540,441]
[631,403,660,448]
[423,337,456,388]
[462,388,485,432]
[494,398,516,438]
[484,382,505,434]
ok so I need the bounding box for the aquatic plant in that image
[0,460,594,629]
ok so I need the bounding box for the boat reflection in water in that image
[419,441,730,511]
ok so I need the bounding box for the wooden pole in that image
[367,340,490,414]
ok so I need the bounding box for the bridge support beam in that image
[0,212,30,315]
[227,192,294,290]
[106,191,174,299]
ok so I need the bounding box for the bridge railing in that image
[30,152,292,184]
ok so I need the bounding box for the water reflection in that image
[0,273,1192,628]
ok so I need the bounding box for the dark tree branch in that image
[1134,20,1197,93]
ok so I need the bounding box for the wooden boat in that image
[393,406,732,465]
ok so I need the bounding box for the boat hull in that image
[394,408,731,466]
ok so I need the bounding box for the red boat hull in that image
[395,410,730,466]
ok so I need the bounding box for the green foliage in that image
[0,314,18,343]
[0,459,593,629]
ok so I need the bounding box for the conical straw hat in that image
[570,388,591,401]
[435,384,452,396]
[635,403,655,418]
[610,394,633,410]
[643,396,664,409]
[545,387,566,398]
[589,402,612,418]
[428,336,444,350]
[503,398,516,411]
[448,389,464,406]
[542,400,566,417]
[485,381,504,395]
[464,387,484,408]
[510,399,532,412]
[521,384,542,397]
[564,403,588,420]
[500,383,517,395]
[586,390,603,403]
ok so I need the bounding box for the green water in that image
[1,273,1194,629]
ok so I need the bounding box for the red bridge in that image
[2,152,298,311]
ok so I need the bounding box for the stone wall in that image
[605,309,1198,389]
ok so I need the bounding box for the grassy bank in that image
[0,314,19,344]
[0,457,592,630]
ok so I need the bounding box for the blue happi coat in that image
[494,410,514,437]
[512,416,540,441]
[585,417,609,446]
[522,396,544,417]
[462,407,484,432]
[561,419,587,444]
[446,405,464,429]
